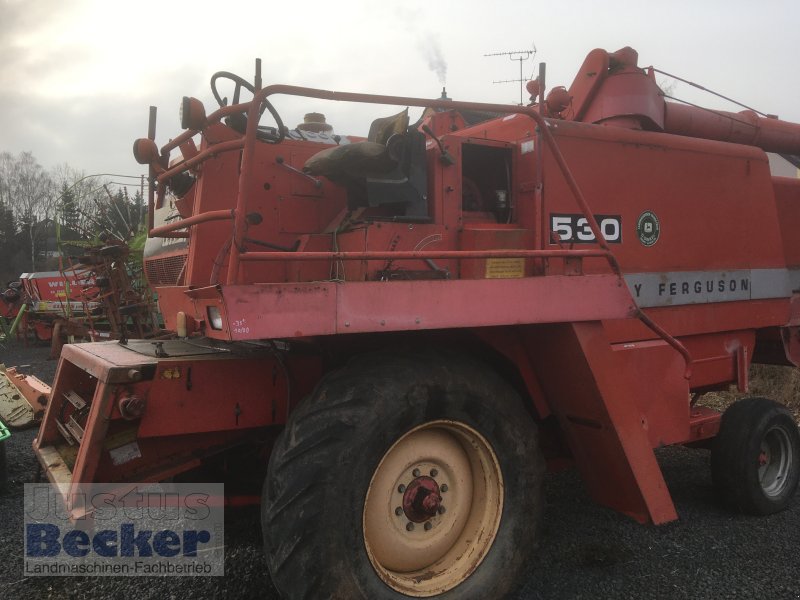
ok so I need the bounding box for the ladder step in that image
[63,390,87,410]
[64,416,85,444]
[55,420,76,446]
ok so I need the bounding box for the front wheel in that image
[262,352,545,599]
[712,397,800,515]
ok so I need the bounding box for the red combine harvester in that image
[35,47,800,598]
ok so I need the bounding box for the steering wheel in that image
[211,71,258,110]
[210,71,286,143]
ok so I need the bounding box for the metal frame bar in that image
[237,249,612,262]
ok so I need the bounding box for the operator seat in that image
[304,109,429,218]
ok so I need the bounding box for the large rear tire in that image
[711,397,800,515]
[262,351,544,599]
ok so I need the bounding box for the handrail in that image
[147,103,252,234]
[237,249,612,261]
[149,209,234,237]
[161,103,253,154]
[158,140,244,183]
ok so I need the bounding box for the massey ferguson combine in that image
[34,47,800,598]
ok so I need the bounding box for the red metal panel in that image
[216,283,338,339]
[138,357,281,437]
[688,406,722,443]
[567,49,611,122]
[542,122,784,272]
[773,177,800,267]
[605,300,790,344]
[155,286,191,332]
[527,322,680,525]
[458,228,534,279]
[209,275,634,341]
[335,276,633,333]
[680,330,756,391]
[611,339,689,447]
[22,271,94,302]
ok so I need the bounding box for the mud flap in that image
[527,322,682,525]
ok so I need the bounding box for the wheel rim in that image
[758,425,793,497]
[363,420,504,597]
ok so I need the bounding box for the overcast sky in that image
[2,0,799,186]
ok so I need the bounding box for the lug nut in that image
[441,484,448,493]
[430,468,438,477]
[424,522,432,531]
[438,506,446,515]
[398,484,406,493]
[406,522,415,532]
[395,507,403,516]
[412,468,421,477]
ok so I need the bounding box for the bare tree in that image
[0,152,15,208]
[2,152,55,270]
[50,163,109,223]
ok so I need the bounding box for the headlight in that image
[180,96,207,131]
[207,306,223,330]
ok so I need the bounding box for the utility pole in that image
[140,174,145,229]
[485,46,536,105]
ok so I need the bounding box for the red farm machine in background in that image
[34,47,800,598]
[0,270,98,343]
[1,243,162,355]
[0,243,162,429]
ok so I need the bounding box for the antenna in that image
[485,45,536,105]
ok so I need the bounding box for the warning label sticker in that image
[485,258,525,279]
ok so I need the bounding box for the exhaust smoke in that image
[418,36,447,85]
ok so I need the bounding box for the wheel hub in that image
[402,476,442,523]
[363,420,504,597]
[759,425,792,497]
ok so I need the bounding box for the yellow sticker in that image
[161,367,181,380]
[485,258,525,279]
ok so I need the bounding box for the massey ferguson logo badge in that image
[636,211,660,246]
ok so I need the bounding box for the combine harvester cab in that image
[34,48,800,599]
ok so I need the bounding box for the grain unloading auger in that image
[34,47,800,599]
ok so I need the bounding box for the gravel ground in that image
[0,343,799,600]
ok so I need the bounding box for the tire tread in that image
[262,351,544,600]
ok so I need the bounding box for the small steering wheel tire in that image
[712,396,800,515]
